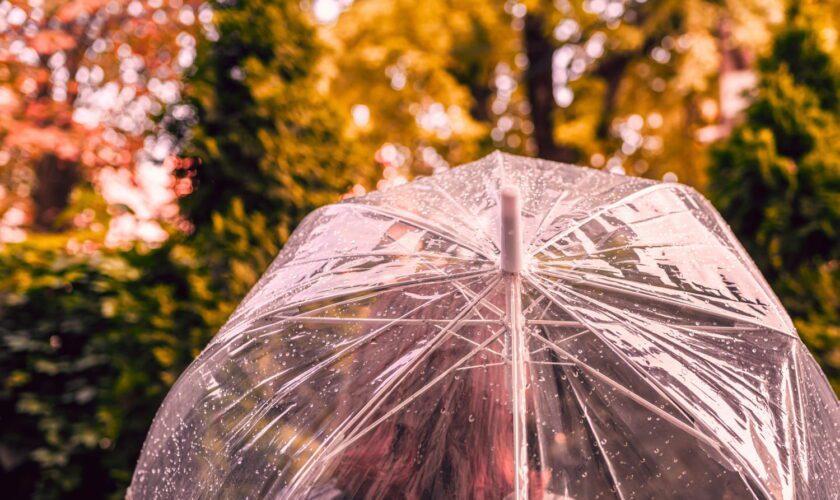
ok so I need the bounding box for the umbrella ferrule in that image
[500,186,523,274]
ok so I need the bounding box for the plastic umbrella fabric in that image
[130,152,840,499]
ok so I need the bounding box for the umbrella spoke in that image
[559,355,762,500]
[279,251,486,270]
[432,324,507,359]
[532,267,791,337]
[456,360,509,371]
[321,325,508,463]
[214,276,502,456]
[265,316,503,326]
[529,183,673,257]
[562,365,629,500]
[528,331,722,452]
[382,224,504,323]
[527,360,576,366]
[528,329,591,354]
[343,203,496,259]
[526,177,641,255]
[430,181,501,254]
[285,275,502,496]
[233,267,494,333]
[236,272,491,344]
[526,274,778,498]
[526,273,702,422]
[215,286,463,430]
[449,276,505,320]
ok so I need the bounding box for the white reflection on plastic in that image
[130,152,840,500]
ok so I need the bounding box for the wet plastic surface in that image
[130,152,840,499]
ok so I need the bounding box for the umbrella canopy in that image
[130,152,839,499]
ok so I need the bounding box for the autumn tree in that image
[514,0,783,185]
[0,0,208,232]
[322,0,781,189]
[168,0,371,310]
[317,0,515,185]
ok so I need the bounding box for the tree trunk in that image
[593,53,631,139]
[32,153,78,231]
[523,14,579,163]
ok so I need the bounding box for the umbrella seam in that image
[529,183,679,257]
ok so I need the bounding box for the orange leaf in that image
[30,30,77,55]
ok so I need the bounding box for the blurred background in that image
[0,0,838,498]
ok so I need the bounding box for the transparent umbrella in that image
[130,152,839,500]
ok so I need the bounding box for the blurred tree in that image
[176,0,368,235]
[0,1,368,497]
[172,0,371,304]
[518,0,784,185]
[318,0,514,186]
[709,4,840,392]
[321,0,782,189]
[0,242,210,499]
[0,0,208,233]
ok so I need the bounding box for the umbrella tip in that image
[500,185,523,274]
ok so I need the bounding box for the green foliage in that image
[0,242,210,499]
[0,206,282,499]
[780,262,840,389]
[177,0,369,241]
[0,0,366,498]
[709,12,840,392]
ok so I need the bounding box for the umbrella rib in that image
[450,278,505,320]
[237,403,297,454]
[526,274,777,498]
[528,360,576,366]
[527,319,581,327]
[536,265,758,312]
[338,276,501,433]
[279,251,485,269]
[211,282,488,447]
[273,265,492,314]
[529,331,723,451]
[525,177,642,254]
[342,203,495,260]
[321,325,508,463]
[241,267,494,327]
[217,289,459,435]
[286,272,487,317]
[535,241,719,261]
[267,316,504,326]
[284,275,502,496]
[527,272,737,433]
[532,268,792,338]
[378,226,503,323]
[366,236,506,359]
[528,329,591,354]
[578,241,725,257]
[432,324,507,359]
[561,364,629,500]
[526,318,764,333]
[525,274,701,426]
[234,274,488,345]
[456,360,509,371]
[432,182,501,254]
[529,183,678,257]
